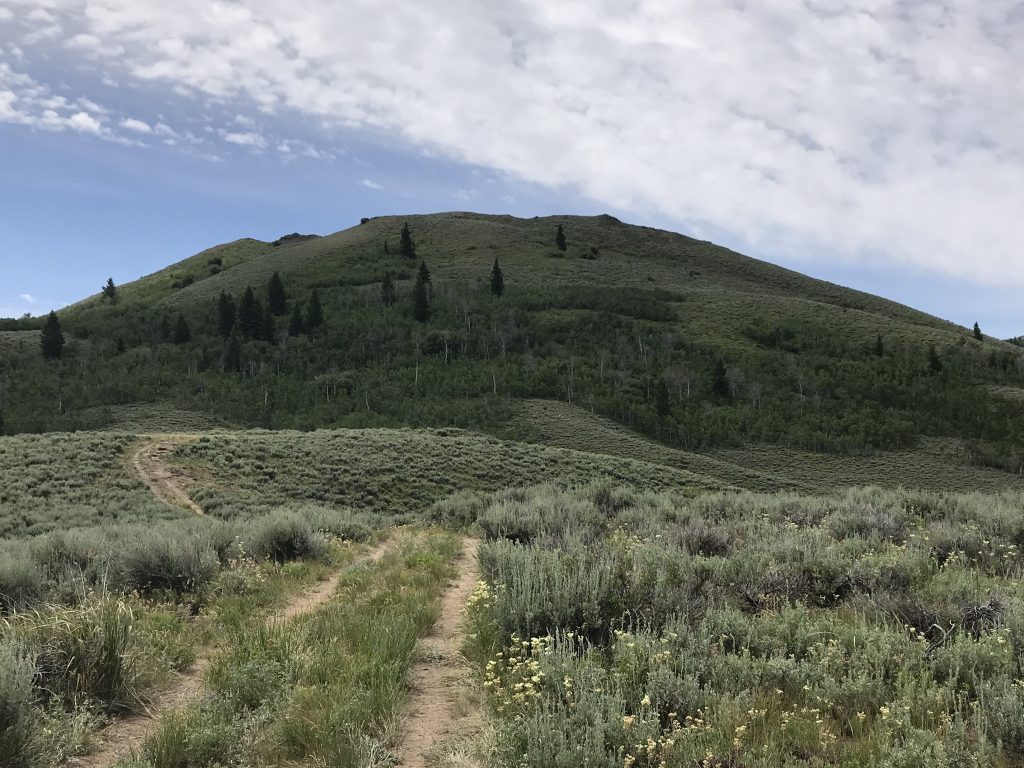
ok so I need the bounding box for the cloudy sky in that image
[1,0,1022,336]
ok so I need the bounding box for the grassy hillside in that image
[2,212,1022,489]
[0,427,713,538]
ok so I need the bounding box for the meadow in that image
[463,484,1024,767]
[4,425,1024,767]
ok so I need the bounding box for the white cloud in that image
[121,117,152,133]
[361,178,382,190]
[19,293,37,304]
[67,110,101,132]
[0,8,13,21]
[3,0,1024,284]
[222,130,266,148]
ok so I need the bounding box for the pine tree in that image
[655,377,671,417]
[399,222,416,259]
[381,271,396,306]
[261,305,275,341]
[160,315,172,342]
[417,260,431,292]
[238,287,261,339]
[974,322,983,341]
[928,344,943,373]
[172,314,191,344]
[490,258,505,297]
[712,359,729,399]
[413,262,431,323]
[40,311,64,359]
[267,271,288,315]
[101,277,118,302]
[383,240,390,255]
[217,291,236,337]
[288,303,304,336]
[555,224,567,251]
[306,288,323,330]
[874,334,884,357]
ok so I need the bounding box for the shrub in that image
[295,505,373,542]
[116,534,218,596]
[244,513,326,563]
[0,642,38,767]
[0,556,44,614]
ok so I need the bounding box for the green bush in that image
[244,513,326,563]
[115,535,218,596]
[0,642,38,768]
[0,557,43,614]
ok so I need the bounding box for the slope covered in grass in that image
[506,399,797,491]
[173,427,717,521]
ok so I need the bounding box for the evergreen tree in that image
[261,305,275,341]
[40,311,64,359]
[417,260,431,292]
[238,287,261,339]
[655,377,671,417]
[711,359,729,399]
[974,322,983,341]
[116,337,126,355]
[160,315,172,342]
[399,222,416,259]
[381,270,396,306]
[217,291,236,337]
[928,344,943,373]
[555,224,567,251]
[874,334,884,357]
[172,314,191,344]
[267,271,288,315]
[413,262,431,323]
[101,277,118,302]
[288,303,304,336]
[383,240,390,255]
[306,288,324,330]
[490,258,505,297]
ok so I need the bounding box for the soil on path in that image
[131,434,204,516]
[73,538,392,768]
[397,537,481,768]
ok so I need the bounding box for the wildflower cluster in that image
[483,635,552,713]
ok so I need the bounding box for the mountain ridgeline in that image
[1,212,1022,474]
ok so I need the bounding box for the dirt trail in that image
[74,538,393,768]
[397,537,481,768]
[132,434,204,516]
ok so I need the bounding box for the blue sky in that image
[1,1,1022,337]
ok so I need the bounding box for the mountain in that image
[2,212,1022,489]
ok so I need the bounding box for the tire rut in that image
[72,537,393,768]
[131,435,204,516]
[397,537,481,768]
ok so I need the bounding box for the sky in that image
[0,0,1022,337]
